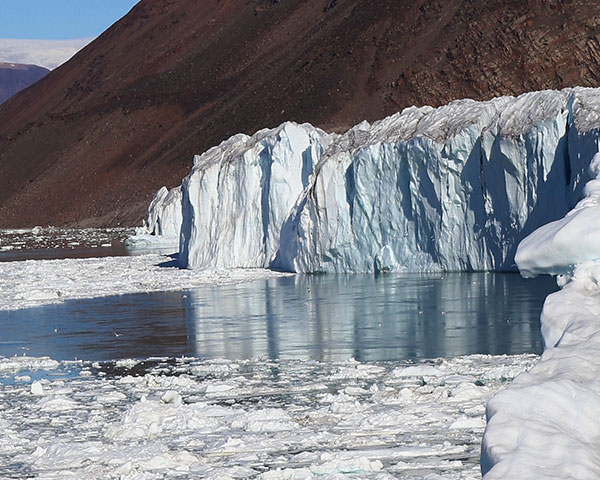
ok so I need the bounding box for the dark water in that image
[0,243,130,262]
[0,273,557,362]
[0,228,139,262]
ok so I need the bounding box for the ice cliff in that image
[273,89,597,273]
[125,185,182,250]
[481,152,600,479]
[178,122,331,269]
[133,87,600,272]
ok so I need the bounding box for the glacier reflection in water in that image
[0,273,556,361]
[185,272,556,362]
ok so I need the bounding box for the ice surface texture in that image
[151,87,600,272]
[481,154,600,478]
[126,185,182,249]
[0,354,535,479]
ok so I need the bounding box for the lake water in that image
[0,272,557,362]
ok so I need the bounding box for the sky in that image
[0,0,140,40]
[0,0,140,69]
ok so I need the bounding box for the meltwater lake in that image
[0,271,556,362]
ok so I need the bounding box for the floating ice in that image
[0,354,535,479]
[30,381,43,395]
[0,254,291,311]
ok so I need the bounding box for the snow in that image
[0,354,536,479]
[481,154,600,476]
[515,152,600,277]
[0,38,92,70]
[137,87,600,273]
[0,254,291,311]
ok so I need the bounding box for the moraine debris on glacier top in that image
[132,87,600,273]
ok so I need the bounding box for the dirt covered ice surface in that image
[0,354,536,479]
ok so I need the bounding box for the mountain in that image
[0,63,49,104]
[0,0,599,227]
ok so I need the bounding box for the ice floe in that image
[0,253,291,311]
[0,354,535,479]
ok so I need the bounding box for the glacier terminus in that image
[132,87,600,274]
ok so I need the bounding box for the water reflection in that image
[0,273,556,361]
[185,273,557,362]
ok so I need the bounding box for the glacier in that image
[481,152,600,479]
[125,185,182,250]
[178,122,331,269]
[132,87,600,273]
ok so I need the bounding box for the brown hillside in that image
[1,0,599,227]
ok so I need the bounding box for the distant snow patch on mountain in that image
[0,38,92,70]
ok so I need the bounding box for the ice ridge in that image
[134,87,600,273]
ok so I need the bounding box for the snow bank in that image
[140,87,600,272]
[516,152,600,277]
[482,152,600,478]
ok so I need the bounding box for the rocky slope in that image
[0,63,49,104]
[1,0,599,227]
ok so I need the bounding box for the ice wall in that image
[273,88,600,273]
[179,122,332,269]
[181,88,600,272]
[481,152,600,479]
[144,186,183,238]
[137,87,600,272]
[125,185,182,249]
